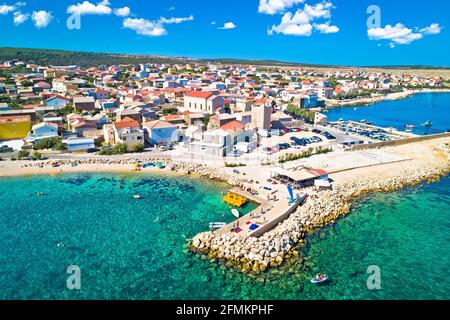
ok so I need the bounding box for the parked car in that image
[261,147,274,155]
[312,129,322,134]
[157,145,168,151]
[322,131,336,140]
[277,143,291,150]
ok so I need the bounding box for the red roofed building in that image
[111,117,143,146]
[183,90,224,114]
[220,120,245,133]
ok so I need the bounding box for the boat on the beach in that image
[209,222,226,230]
[311,274,329,284]
[231,208,240,218]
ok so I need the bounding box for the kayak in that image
[311,275,328,284]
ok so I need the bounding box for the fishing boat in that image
[405,124,415,129]
[133,194,141,199]
[231,209,240,218]
[209,222,226,230]
[311,274,329,284]
[422,120,433,127]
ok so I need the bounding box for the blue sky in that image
[0,0,449,66]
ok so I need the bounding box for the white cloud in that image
[31,10,53,28]
[314,22,339,34]
[258,0,305,15]
[123,15,194,37]
[67,0,112,16]
[420,23,441,35]
[268,1,338,36]
[0,4,15,15]
[114,6,130,17]
[368,22,441,47]
[159,15,194,24]
[218,22,237,30]
[13,11,28,25]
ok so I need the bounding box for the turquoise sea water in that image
[0,173,449,299]
[325,92,450,135]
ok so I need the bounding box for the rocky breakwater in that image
[190,142,450,274]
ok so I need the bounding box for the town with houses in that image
[0,58,447,161]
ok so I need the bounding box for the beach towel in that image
[234,227,243,233]
[249,224,259,231]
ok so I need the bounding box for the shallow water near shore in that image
[325,92,450,135]
[0,173,449,299]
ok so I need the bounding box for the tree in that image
[17,150,30,160]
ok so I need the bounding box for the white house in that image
[112,118,144,146]
[183,91,224,114]
[143,120,178,145]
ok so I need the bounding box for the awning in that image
[314,179,331,188]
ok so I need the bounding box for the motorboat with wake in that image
[311,273,329,284]
[421,120,433,128]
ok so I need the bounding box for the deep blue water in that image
[0,173,449,299]
[325,92,450,135]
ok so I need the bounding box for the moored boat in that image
[231,209,240,218]
[209,222,226,230]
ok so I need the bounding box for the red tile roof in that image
[220,120,245,132]
[114,118,140,128]
[185,90,215,99]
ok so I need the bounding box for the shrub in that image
[113,143,128,154]
[130,142,145,153]
[33,137,67,151]
[31,151,42,161]
[17,150,30,160]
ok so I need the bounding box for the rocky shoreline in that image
[189,142,450,274]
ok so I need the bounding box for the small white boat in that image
[133,195,142,199]
[209,222,226,230]
[231,209,240,218]
[311,274,328,284]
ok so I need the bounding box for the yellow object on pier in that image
[223,192,247,207]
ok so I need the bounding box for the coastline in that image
[190,138,450,273]
[324,88,450,109]
[1,137,450,274]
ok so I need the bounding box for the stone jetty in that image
[190,142,450,274]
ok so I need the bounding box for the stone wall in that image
[350,132,450,151]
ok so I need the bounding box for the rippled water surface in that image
[0,173,449,299]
